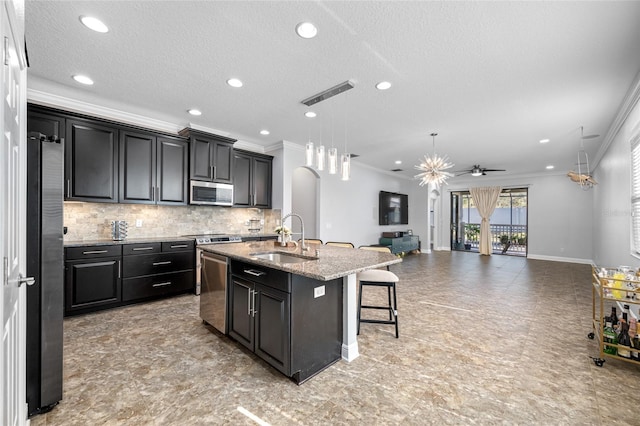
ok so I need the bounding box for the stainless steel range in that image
[185,234,242,334]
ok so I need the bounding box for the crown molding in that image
[27,88,183,134]
[592,68,640,169]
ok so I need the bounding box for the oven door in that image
[190,181,233,206]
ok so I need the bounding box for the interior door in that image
[1,1,28,423]
[450,193,460,250]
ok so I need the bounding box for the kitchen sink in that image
[249,251,318,264]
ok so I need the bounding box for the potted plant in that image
[464,224,480,250]
[500,234,511,254]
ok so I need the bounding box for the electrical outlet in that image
[135,219,143,228]
[260,219,264,225]
[314,285,325,298]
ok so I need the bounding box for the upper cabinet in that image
[66,118,119,202]
[119,130,188,205]
[233,149,272,209]
[180,128,236,184]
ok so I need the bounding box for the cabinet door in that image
[254,284,290,375]
[229,277,254,350]
[190,136,214,181]
[253,157,272,209]
[157,137,188,204]
[213,141,233,183]
[64,257,121,315]
[65,119,118,202]
[232,152,252,207]
[27,109,65,141]
[119,130,156,204]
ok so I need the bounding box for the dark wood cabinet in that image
[65,118,119,202]
[121,239,195,303]
[64,240,195,316]
[233,149,272,208]
[229,274,291,375]
[180,128,236,184]
[27,109,65,141]
[228,260,341,383]
[64,245,123,315]
[119,131,188,205]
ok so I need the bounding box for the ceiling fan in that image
[455,165,506,177]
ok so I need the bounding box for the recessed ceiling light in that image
[260,130,270,135]
[305,111,316,118]
[295,22,318,39]
[539,138,550,144]
[72,75,94,85]
[188,109,202,116]
[80,16,109,33]
[227,78,243,88]
[546,165,554,169]
[395,160,402,165]
[376,81,392,90]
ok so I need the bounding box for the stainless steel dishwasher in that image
[200,251,229,333]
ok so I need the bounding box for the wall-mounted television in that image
[379,191,408,225]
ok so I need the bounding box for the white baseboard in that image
[527,253,594,265]
[341,342,359,362]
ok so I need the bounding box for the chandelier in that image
[567,126,597,190]
[414,133,454,186]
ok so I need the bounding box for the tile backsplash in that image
[64,202,281,241]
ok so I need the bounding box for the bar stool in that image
[356,268,399,338]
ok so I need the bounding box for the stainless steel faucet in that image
[281,213,307,251]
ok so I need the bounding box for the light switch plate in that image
[314,285,325,298]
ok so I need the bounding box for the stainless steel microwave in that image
[189,181,234,206]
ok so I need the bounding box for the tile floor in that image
[30,251,640,425]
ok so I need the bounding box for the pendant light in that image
[414,133,454,186]
[341,96,350,181]
[305,141,314,167]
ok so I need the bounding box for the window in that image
[631,133,640,255]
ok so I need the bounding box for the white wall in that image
[592,84,640,267]
[438,173,594,263]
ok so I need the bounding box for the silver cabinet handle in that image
[244,269,265,277]
[152,261,172,266]
[132,247,154,251]
[252,289,257,316]
[66,179,70,197]
[212,165,217,180]
[210,165,214,180]
[83,250,108,255]
[18,274,35,287]
[117,260,121,279]
[247,289,252,316]
[171,244,188,249]
[152,281,172,288]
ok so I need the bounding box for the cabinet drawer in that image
[122,251,194,277]
[65,245,122,260]
[122,270,194,301]
[231,260,291,293]
[122,242,161,255]
[161,240,194,252]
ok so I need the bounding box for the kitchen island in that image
[198,240,401,382]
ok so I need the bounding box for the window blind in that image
[631,134,640,254]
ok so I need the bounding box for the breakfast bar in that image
[198,240,401,382]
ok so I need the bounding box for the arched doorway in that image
[291,167,320,239]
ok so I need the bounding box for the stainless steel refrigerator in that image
[26,130,64,416]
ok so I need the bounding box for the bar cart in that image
[589,265,640,367]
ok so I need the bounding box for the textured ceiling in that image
[25,1,640,181]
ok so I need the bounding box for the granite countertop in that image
[64,236,195,247]
[199,241,402,281]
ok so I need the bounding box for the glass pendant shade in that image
[305,141,314,167]
[328,148,338,174]
[316,145,325,171]
[341,153,351,181]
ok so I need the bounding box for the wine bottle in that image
[603,321,618,356]
[618,305,632,358]
[610,306,619,329]
[629,316,638,361]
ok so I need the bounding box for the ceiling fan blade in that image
[482,168,506,172]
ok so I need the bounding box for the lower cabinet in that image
[228,259,342,383]
[64,245,123,315]
[64,240,195,316]
[379,235,420,254]
[122,240,195,302]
